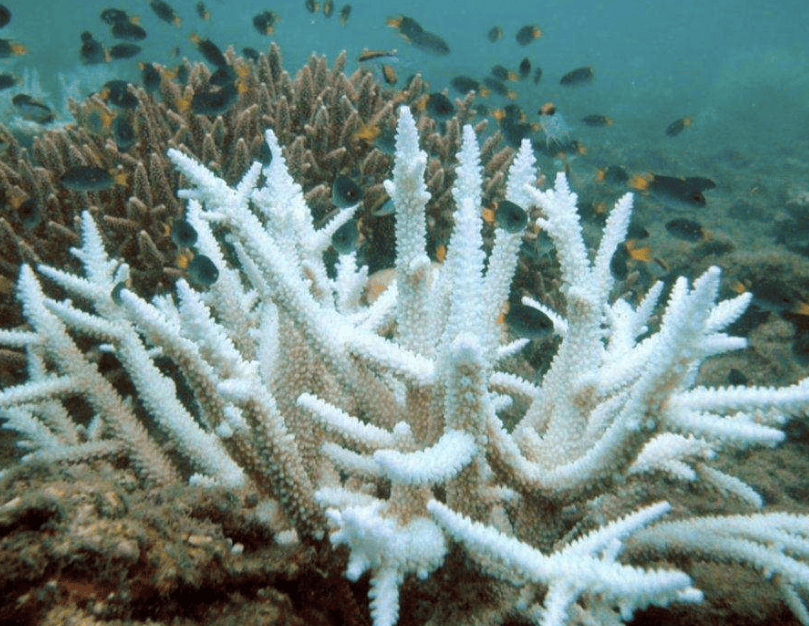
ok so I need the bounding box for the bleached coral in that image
[1,106,808,626]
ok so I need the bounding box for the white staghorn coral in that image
[1,106,809,626]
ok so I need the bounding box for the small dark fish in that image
[505,303,553,340]
[108,42,141,60]
[381,64,397,85]
[0,5,10,29]
[652,174,709,206]
[426,92,455,121]
[597,165,628,185]
[242,47,259,61]
[188,254,219,286]
[487,26,503,42]
[101,80,139,108]
[112,20,147,41]
[0,38,26,58]
[450,75,482,95]
[171,218,198,247]
[387,15,449,55]
[149,0,180,26]
[12,94,54,124]
[515,24,542,46]
[0,73,18,90]
[18,198,41,229]
[410,29,450,55]
[190,34,227,67]
[323,0,334,17]
[496,200,527,233]
[80,31,106,65]
[533,66,542,84]
[339,4,351,25]
[518,57,531,79]
[113,115,136,150]
[139,61,161,91]
[190,83,238,115]
[332,218,359,254]
[491,64,514,81]
[195,1,210,20]
[305,0,318,13]
[332,175,362,207]
[581,114,613,127]
[482,77,515,99]
[100,8,128,24]
[357,48,398,62]
[387,15,423,39]
[665,116,691,137]
[252,10,278,35]
[60,166,116,191]
[560,66,594,86]
[665,218,704,242]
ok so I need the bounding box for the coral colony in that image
[2,106,809,626]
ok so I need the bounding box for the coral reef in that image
[1,103,808,626]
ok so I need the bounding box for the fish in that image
[100,80,139,108]
[560,66,594,86]
[171,218,198,247]
[518,57,531,79]
[381,64,397,85]
[515,24,542,45]
[387,15,450,55]
[482,77,516,99]
[504,302,554,340]
[496,200,527,233]
[581,114,613,127]
[630,173,714,206]
[113,114,136,151]
[100,8,129,25]
[190,34,227,67]
[188,254,219,286]
[487,26,503,42]
[596,165,628,185]
[0,38,26,57]
[491,64,516,81]
[533,66,543,84]
[338,4,351,25]
[332,218,359,254]
[0,4,10,29]
[190,83,238,115]
[242,47,259,61]
[60,165,125,191]
[450,75,484,95]
[108,43,141,60]
[665,116,691,137]
[148,0,181,26]
[0,72,19,90]
[357,48,398,62]
[195,1,210,20]
[332,175,362,207]
[305,0,319,13]
[323,0,334,17]
[426,92,454,121]
[111,20,147,41]
[12,94,54,124]
[252,10,278,35]
[665,217,704,242]
[139,61,162,91]
[80,31,106,65]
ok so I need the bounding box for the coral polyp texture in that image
[1,105,809,626]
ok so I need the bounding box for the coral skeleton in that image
[1,106,809,626]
